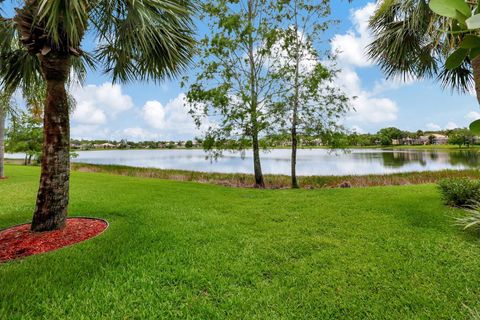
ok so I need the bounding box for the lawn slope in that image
[1,165,480,319]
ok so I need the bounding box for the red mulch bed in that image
[0,218,108,263]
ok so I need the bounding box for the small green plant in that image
[438,178,480,207]
[456,206,480,231]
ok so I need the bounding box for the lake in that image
[8,148,479,176]
[7,148,480,176]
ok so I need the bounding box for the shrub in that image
[438,178,480,207]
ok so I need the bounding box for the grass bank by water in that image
[70,162,480,189]
[1,165,480,318]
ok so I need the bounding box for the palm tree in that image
[367,0,476,99]
[0,95,7,179]
[0,0,195,232]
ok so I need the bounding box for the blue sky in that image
[3,0,480,141]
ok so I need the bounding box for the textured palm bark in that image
[0,106,5,179]
[31,53,71,232]
[473,56,480,105]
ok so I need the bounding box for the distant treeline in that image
[70,127,480,150]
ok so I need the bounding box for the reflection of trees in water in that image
[449,150,480,168]
[380,151,433,168]
[376,150,480,169]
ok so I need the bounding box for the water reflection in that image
[6,148,480,176]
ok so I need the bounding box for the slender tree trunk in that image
[473,56,480,105]
[291,47,300,189]
[31,53,71,232]
[0,106,5,179]
[291,115,299,189]
[247,0,265,189]
[252,128,265,188]
[291,1,300,189]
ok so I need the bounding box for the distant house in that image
[401,137,421,145]
[94,143,117,149]
[311,138,323,146]
[430,133,448,144]
[394,134,448,146]
[392,139,405,146]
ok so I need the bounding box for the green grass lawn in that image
[1,165,480,319]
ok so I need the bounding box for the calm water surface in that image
[8,148,480,176]
[58,149,480,176]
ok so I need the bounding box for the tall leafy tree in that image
[270,0,350,188]
[0,0,195,231]
[0,81,46,179]
[186,0,282,188]
[6,113,43,165]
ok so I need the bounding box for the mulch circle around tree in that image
[0,217,108,263]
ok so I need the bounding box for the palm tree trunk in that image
[472,56,480,105]
[31,53,71,232]
[0,106,5,179]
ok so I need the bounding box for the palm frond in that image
[90,0,196,83]
[368,0,472,92]
[1,0,196,94]
[438,61,474,94]
[36,0,89,49]
[0,49,43,96]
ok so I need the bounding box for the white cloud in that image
[71,83,134,126]
[143,101,166,129]
[72,101,107,125]
[331,2,376,67]
[445,122,459,130]
[69,84,206,141]
[348,95,398,123]
[425,123,441,131]
[466,111,480,121]
[121,127,159,140]
[141,93,208,139]
[351,125,365,134]
[336,66,399,125]
[371,77,417,95]
[331,3,400,127]
[71,125,111,140]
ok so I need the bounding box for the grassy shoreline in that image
[7,156,480,189]
[68,162,480,189]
